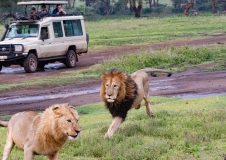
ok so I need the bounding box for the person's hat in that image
[31,7,36,10]
[41,4,46,8]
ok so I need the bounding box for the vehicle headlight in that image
[14,45,23,52]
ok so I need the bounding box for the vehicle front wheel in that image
[23,53,37,73]
[64,50,76,68]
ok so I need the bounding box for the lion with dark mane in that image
[100,68,171,138]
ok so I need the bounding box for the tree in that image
[183,2,194,15]
[130,0,142,17]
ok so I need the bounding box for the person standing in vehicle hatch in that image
[29,7,39,20]
[52,4,66,15]
[39,5,50,18]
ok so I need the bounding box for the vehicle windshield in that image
[6,24,39,38]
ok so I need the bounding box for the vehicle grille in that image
[0,44,15,54]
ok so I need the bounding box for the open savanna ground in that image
[0,96,226,159]
[0,44,226,91]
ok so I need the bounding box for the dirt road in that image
[0,36,226,115]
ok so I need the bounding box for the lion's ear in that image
[52,104,60,110]
[100,74,107,81]
[52,104,63,115]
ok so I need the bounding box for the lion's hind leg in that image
[143,96,154,117]
[2,136,15,160]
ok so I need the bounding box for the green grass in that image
[1,96,226,159]
[85,15,226,49]
[1,44,226,91]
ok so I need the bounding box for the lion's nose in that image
[75,130,80,134]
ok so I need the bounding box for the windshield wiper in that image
[22,35,37,39]
[8,36,23,40]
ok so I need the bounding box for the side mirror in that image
[5,24,9,29]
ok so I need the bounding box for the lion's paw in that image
[104,133,109,139]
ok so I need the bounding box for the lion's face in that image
[52,104,81,140]
[104,77,123,102]
[100,69,127,103]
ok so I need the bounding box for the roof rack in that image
[11,20,39,23]
[10,13,84,23]
[17,1,68,5]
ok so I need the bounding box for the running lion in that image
[100,68,171,138]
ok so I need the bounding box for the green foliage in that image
[1,96,226,159]
[84,45,225,75]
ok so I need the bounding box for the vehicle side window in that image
[63,20,83,37]
[40,27,49,40]
[53,22,63,38]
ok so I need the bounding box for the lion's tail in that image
[0,120,8,127]
[141,68,172,77]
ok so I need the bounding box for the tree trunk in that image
[130,0,135,12]
[212,1,217,13]
[149,0,152,12]
[86,0,91,6]
[72,0,76,8]
[131,0,142,17]
[67,0,71,9]
[104,0,111,15]
[183,2,194,16]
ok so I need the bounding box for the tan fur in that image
[0,103,80,160]
[100,68,171,138]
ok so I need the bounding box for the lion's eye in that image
[113,85,117,88]
[67,120,71,123]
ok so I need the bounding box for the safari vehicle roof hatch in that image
[17,1,68,5]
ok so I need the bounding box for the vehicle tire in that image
[64,50,76,68]
[0,64,2,72]
[23,53,37,73]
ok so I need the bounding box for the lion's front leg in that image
[2,136,14,160]
[104,117,123,139]
[48,152,59,160]
[24,144,34,160]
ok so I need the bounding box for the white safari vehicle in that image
[0,1,89,73]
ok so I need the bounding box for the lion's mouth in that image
[67,133,79,140]
[107,98,115,103]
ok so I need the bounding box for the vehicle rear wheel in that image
[0,64,2,72]
[23,53,37,73]
[64,50,76,68]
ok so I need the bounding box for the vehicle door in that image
[52,21,67,56]
[38,26,54,58]
[63,20,87,53]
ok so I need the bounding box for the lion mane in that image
[100,69,138,120]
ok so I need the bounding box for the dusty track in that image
[0,36,226,115]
